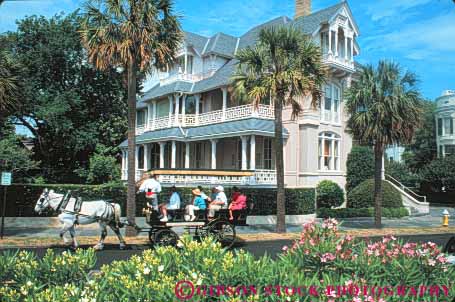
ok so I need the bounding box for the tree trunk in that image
[274,96,286,233]
[373,144,383,228]
[125,58,137,237]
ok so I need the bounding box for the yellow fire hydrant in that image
[442,209,450,227]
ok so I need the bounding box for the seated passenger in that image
[229,188,247,220]
[198,185,209,201]
[185,188,207,221]
[159,186,181,222]
[208,185,227,219]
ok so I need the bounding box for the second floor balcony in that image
[136,103,274,135]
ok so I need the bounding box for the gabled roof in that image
[204,32,238,58]
[293,2,345,35]
[141,1,359,103]
[184,31,209,55]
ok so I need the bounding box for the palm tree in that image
[80,0,182,236]
[0,51,21,117]
[231,26,326,233]
[345,61,422,228]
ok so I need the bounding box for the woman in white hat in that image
[208,185,228,219]
[185,188,207,221]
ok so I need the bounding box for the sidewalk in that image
[1,206,454,248]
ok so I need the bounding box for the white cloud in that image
[364,0,432,21]
[365,12,455,60]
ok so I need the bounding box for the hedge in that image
[345,146,374,193]
[4,184,315,217]
[316,207,409,218]
[347,179,403,209]
[316,180,344,208]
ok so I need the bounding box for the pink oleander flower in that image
[282,245,288,252]
[437,255,448,264]
[320,252,336,263]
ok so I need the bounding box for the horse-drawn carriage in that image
[134,205,250,249]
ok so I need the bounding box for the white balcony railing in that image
[137,104,274,134]
[122,169,277,186]
[160,70,216,85]
[323,53,355,70]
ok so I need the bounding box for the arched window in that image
[321,83,341,123]
[318,132,341,171]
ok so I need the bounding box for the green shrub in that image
[316,180,344,208]
[385,160,420,188]
[317,207,409,218]
[420,155,455,191]
[348,179,403,208]
[346,146,374,193]
[6,184,315,217]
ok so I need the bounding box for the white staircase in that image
[385,174,430,216]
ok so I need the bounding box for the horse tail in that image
[113,203,121,224]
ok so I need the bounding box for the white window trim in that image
[318,132,341,172]
[320,83,342,125]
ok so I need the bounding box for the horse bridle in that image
[36,191,61,214]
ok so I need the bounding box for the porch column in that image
[381,155,385,180]
[121,150,125,170]
[221,87,228,121]
[210,139,218,169]
[250,135,256,170]
[182,95,186,126]
[159,142,166,168]
[334,28,339,57]
[195,94,201,125]
[152,101,157,130]
[185,142,190,169]
[174,94,180,124]
[344,35,348,61]
[241,136,248,170]
[168,95,173,127]
[184,50,188,74]
[144,144,150,171]
[171,140,177,169]
[147,103,153,130]
[135,146,140,170]
[328,30,332,55]
[350,37,354,62]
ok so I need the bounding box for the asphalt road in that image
[1,234,454,269]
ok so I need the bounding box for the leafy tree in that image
[346,145,374,194]
[80,0,183,235]
[0,125,39,181]
[402,100,437,172]
[420,156,455,191]
[345,61,422,227]
[231,26,326,233]
[1,13,128,183]
[78,144,121,184]
[0,50,22,120]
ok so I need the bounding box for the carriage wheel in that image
[148,230,155,245]
[154,229,179,247]
[208,220,236,249]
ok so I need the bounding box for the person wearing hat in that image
[208,185,228,219]
[138,173,162,211]
[185,188,207,221]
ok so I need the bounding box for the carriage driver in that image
[138,173,162,211]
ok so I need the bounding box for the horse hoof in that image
[119,243,127,250]
[93,244,104,251]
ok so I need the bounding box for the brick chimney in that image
[295,0,311,19]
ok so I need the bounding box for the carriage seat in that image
[166,209,186,222]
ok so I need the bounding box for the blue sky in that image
[0,0,454,100]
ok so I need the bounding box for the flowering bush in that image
[0,220,454,302]
[280,219,455,301]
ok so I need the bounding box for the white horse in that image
[34,189,126,250]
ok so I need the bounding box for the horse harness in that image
[55,191,116,225]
